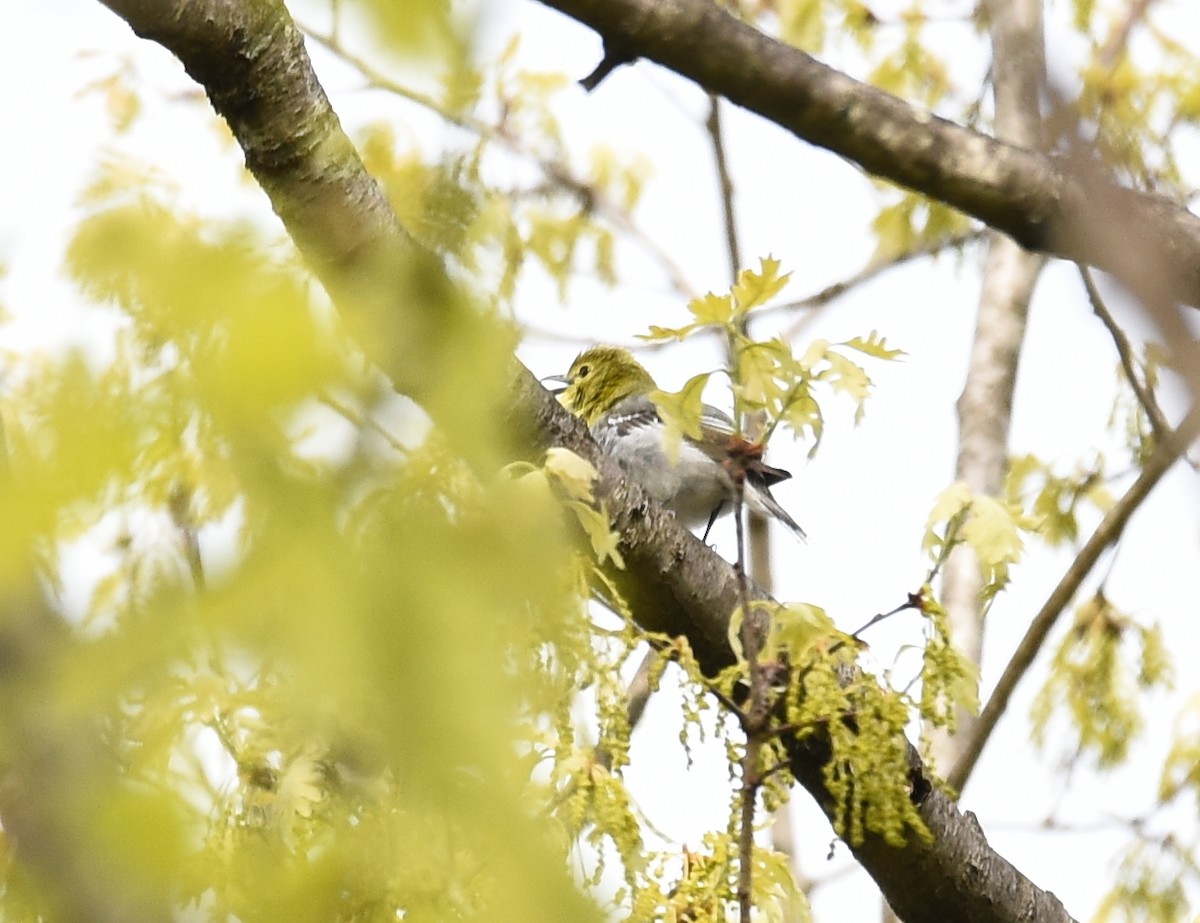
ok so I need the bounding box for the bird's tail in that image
[747,484,807,542]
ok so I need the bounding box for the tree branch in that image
[1078,266,1172,445]
[756,229,983,335]
[536,0,1200,309]
[929,0,1047,783]
[948,405,1200,793]
[88,2,1084,920]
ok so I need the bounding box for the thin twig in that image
[707,94,742,282]
[579,40,636,90]
[1078,265,1172,444]
[947,404,1200,793]
[167,482,206,592]
[850,594,921,639]
[595,647,658,771]
[1096,0,1159,68]
[764,230,984,338]
[732,484,761,923]
[848,505,969,637]
[318,390,408,454]
[300,25,696,300]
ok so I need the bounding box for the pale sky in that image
[3,1,1199,919]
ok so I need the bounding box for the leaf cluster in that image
[1031,592,1173,769]
[644,257,902,454]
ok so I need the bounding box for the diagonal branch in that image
[91,2,1080,920]
[948,405,1200,793]
[1078,266,1172,445]
[536,0,1200,309]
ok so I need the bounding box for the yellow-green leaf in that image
[543,447,598,502]
[842,330,905,361]
[732,256,790,317]
[650,372,710,465]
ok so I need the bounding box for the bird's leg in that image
[701,501,725,543]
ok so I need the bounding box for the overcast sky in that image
[3,1,1199,918]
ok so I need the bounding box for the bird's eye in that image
[577,364,590,378]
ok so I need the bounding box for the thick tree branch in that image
[88,2,1083,921]
[536,0,1200,309]
[95,0,505,466]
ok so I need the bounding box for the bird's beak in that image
[541,373,569,396]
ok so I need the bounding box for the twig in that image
[947,404,1200,793]
[849,504,969,637]
[1096,0,1159,68]
[707,94,742,283]
[318,389,408,454]
[1078,265,1172,444]
[300,24,697,301]
[763,230,983,338]
[731,484,761,923]
[850,594,921,639]
[595,647,658,771]
[167,482,206,592]
[579,39,637,90]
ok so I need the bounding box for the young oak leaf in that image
[961,495,1025,575]
[821,349,873,422]
[843,330,905,361]
[924,482,1032,597]
[731,255,790,318]
[689,291,735,326]
[780,385,823,454]
[923,481,974,556]
[947,646,982,716]
[565,501,625,569]
[542,446,598,503]
[642,322,698,342]
[766,602,859,663]
[650,372,710,465]
[735,339,790,410]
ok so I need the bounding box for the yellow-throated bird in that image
[547,346,804,541]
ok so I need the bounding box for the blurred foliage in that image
[3,0,1200,921]
[643,258,904,455]
[1095,835,1199,923]
[1031,591,1172,768]
[1004,453,1114,547]
[1,171,607,918]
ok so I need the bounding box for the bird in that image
[546,345,805,542]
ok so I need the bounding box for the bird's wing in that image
[605,397,792,486]
[696,406,793,487]
[602,395,665,437]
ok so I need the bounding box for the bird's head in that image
[547,346,656,426]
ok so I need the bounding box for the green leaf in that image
[640,322,698,342]
[732,256,790,318]
[961,495,1025,571]
[945,646,981,716]
[566,500,625,569]
[842,330,905,361]
[766,603,856,663]
[736,339,788,409]
[543,447,598,503]
[779,0,826,52]
[689,291,734,326]
[650,372,710,465]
